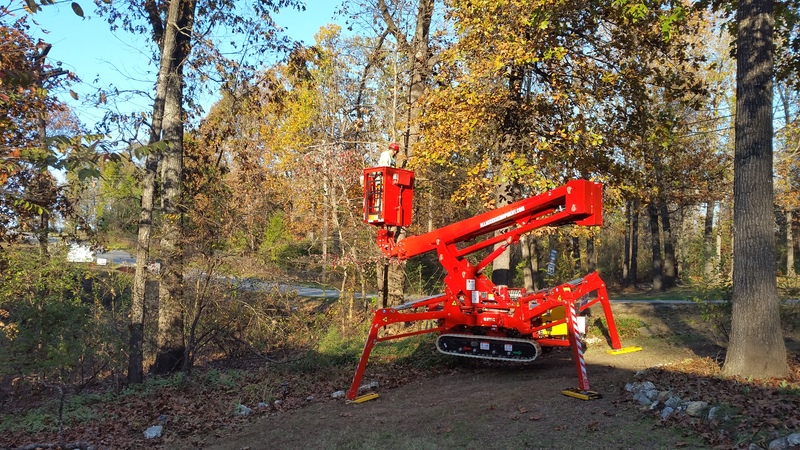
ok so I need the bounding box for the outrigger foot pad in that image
[561,388,602,401]
[347,392,379,404]
[606,346,643,355]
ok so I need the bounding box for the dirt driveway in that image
[191,304,720,450]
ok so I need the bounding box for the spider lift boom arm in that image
[372,173,602,261]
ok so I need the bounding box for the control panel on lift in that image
[363,167,415,227]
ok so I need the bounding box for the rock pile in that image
[626,380,799,449]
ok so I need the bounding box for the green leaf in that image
[77,168,100,180]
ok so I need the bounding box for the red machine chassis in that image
[349,169,638,401]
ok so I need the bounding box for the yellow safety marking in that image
[382,317,388,323]
[452,300,458,306]
[561,388,602,401]
[347,393,379,404]
[606,346,643,355]
[563,287,571,292]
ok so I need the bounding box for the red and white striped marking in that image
[570,301,590,391]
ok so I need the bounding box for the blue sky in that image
[27,0,342,133]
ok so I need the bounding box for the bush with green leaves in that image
[0,251,130,384]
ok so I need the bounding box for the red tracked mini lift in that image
[349,167,641,403]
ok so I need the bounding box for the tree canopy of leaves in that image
[0,13,103,249]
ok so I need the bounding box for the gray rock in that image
[634,391,653,406]
[664,396,682,409]
[357,381,379,393]
[625,381,656,393]
[144,425,163,439]
[648,400,661,411]
[331,390,346,398]
[768,437,788,450]
[661,406,675,419]
[657,390,672,402]
[787,433,800,446]
[644,389,660,401]
[234,404,252,416]
[707,406,718,421]
[685,401,709,417]
[257,402,268,408]
[625,382,639,393]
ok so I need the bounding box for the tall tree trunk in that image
[723,0,788,378]
[491,61,524,287]
[322,169,329,282]
[491,180,515,286]
[571,236,581,272]
[630,201,639,286]
[129,0,180,382]
[660,203,676,288]
[128,153,158,384]
[703,201,716,281]
[520,234,534,291]
[623,200,631,285]
[648,203,663,291]
[788,210,796,277]
[379,0,434,307]
[152,0,196,375]
[587,235,596,272]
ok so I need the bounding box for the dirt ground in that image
[185,303,730,450]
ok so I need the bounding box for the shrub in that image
[0,251,129,384]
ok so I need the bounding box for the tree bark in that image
[129,0,181,382]
[788,210,796,277]
[630,201,639,286]
[128,153,158,384]
[571,236,581,272]
[703,201,716,281]
[520,234,534,291]
[624,199,640,287]
[152,0,196,375]
[722,0,789,379]
[587,235,596,272]
[648,203,663,291]
[491,180,515,286]
[622,200,631,285]
[660,202,676,288]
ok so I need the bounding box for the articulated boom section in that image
[349,169,640,402]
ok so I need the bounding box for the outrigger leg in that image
[347,296,448,403]
[562,274,642,400]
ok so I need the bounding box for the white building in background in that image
[66,243,94,263]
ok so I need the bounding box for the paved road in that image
[95,250,136,266]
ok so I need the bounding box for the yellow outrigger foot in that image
[606,346,643,355]
[562,388,602,401]
[347,392,379,404]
